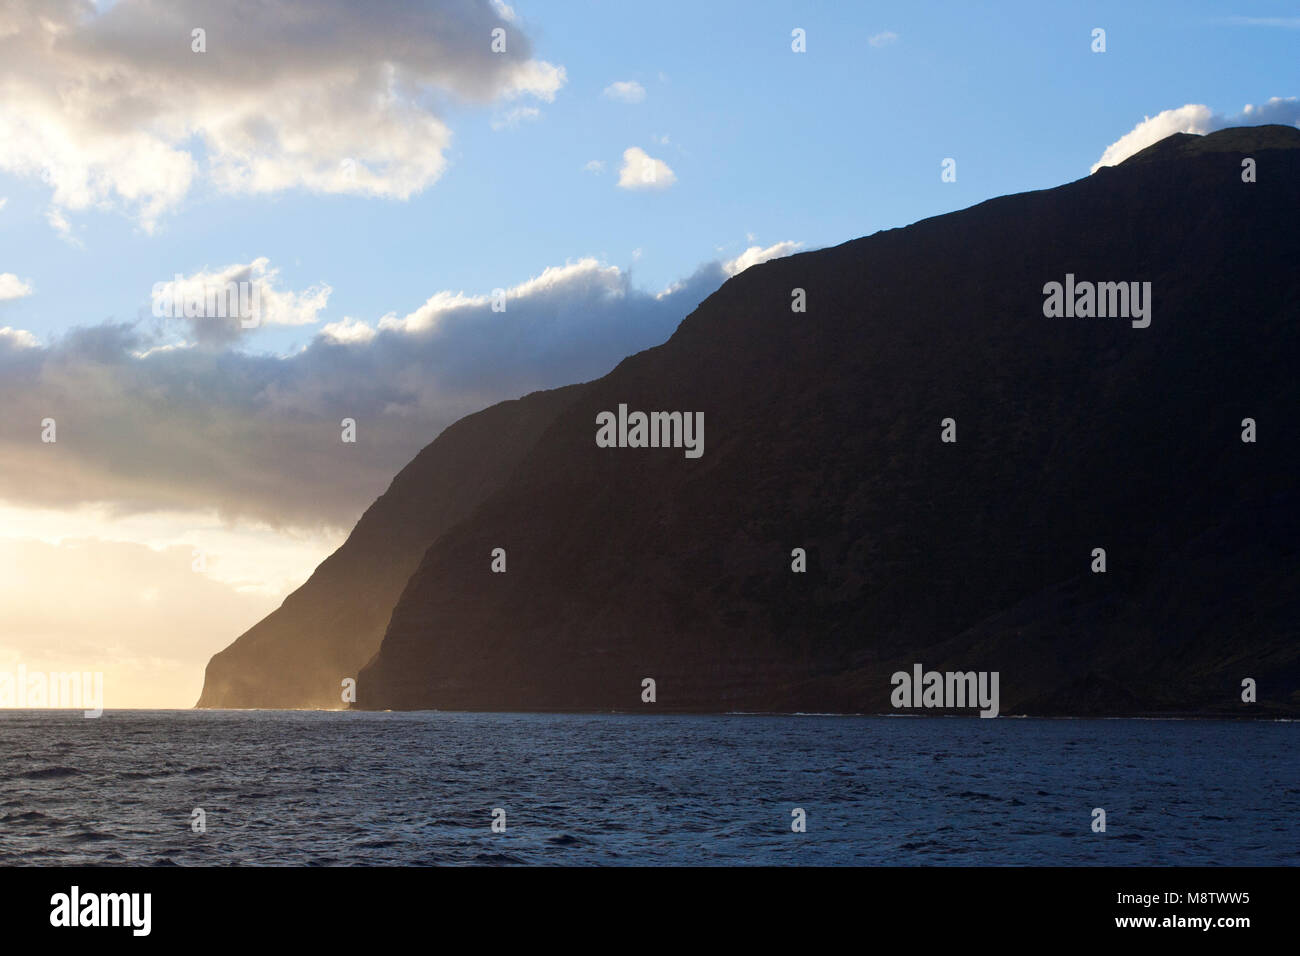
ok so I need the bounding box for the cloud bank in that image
[0,245,798,531]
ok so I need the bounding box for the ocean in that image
[1,711,1295,865]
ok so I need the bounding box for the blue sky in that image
[1,0,1297,351]
[0,0,1295,707]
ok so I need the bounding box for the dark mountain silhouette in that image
[200,125,1300,715]
[196,385,582,708]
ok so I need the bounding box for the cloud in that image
[320,316,378,346]
[617,147,677,190]
[0,0,565,232]
[46,208,82,247]
[1091,96,1300,172]
[150,258,332,346]
[0,274,33,301]
[0,246,808,530]
[1240,97,1300,121]
[1222,17,1300,28]
[0,197,7,212]
[603,80,646,103]
[490,105,541,130]
[583,159,605,173]
[868,31,899,47]
[0,326,38,347]
[723,241,804,277]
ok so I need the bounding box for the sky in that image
[0,0,1296,708]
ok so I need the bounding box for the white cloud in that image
[321,316,378,345]
[150,258,331,345]
[504,60,567,103]
[869,31,899,47]
[0,326,38,347]
[1092,96,1300,172]
[604,80,646,103]
[0,197,7,212]
[376,290,483,335]
[617,147,677,190]
[0,0,565,232]
[723,241,803,277]
[46,208,81,247]
[583,159,605,173]
[376,259,626,336]
[0,274,33,301]
[1090,105,1215,172]
[491,106,541,130]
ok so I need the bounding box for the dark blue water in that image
[0,711,1295,865]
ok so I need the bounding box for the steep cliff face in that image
[353,126,1300,715]
[196,385,583,708]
